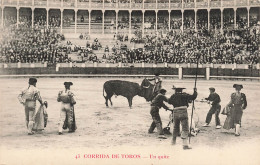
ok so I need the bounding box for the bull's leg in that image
[104,96,109,107]
[109,97,113,106]
[128,97,133,109]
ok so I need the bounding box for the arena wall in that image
[0,65,259,80]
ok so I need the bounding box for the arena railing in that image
[222,0,235,7]
[118,2,130,8]
[0,62,259,69]
[183,2,195,8]
[209,1,221,7]
[1,0,260,8]
[48,0,62,7]
[0,63,259,80]
[77,1,90,7]
[18,0,33,6]
[90,1,103,8]
[130,2,143,9]
[104,2,117,8]
[236,0,248,6]
[34,0,47,7]
[250,0,260,5]
[157,2,169,9]
[144,2,156,9]
[170,2,182,9]
[63,1,75,7]
[196,1,208,7]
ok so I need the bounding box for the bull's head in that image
[139,78,154,101]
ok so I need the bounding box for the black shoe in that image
[68,130,75,133]
[235,133,240,136]
[158,135,167,139]
[58,132,63,135]
[28,132,34,135]
[183,145,192,150]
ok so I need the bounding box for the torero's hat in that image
[233,84,243,89]
[209,87,215,91]
[64,82,73,86]
[29,78,37,85]
[172,85,186,92]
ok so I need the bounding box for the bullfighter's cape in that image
[33,104,48,131]
[63,106,77,131]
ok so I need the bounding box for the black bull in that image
[103,79,154,108]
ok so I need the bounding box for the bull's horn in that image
[142,85,150,88]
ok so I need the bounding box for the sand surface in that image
[0,78,259,165]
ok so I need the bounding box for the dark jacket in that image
[168,91,197,108]
[205,92,221,106]
[151,93,169,110]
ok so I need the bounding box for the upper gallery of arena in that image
[0,0,259,65]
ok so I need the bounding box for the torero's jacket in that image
[228,92,247,110]
[57,90,76,105]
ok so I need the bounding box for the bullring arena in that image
[0,0,260,164]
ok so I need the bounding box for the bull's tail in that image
[103,84,106,98]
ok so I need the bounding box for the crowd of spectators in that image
[0,22,69,63]
[1,12,259,65]
[101,28,259,64]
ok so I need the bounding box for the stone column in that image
[47,8,49,28]
[221,9,223,31]
[75,9,77,34]
[181,9,184,32]
[234,8,237,29]
[142,10,145,35]
[116,10,118,34]
[194,9,197,31]
[155,10,157,31]
[247,7,250,27]
[168,10,171,31]
[61,9,63,33]
[17,7,19,28]
[1,7,4,28]
[32,8,35,28]
[129,10,131,35]
[102,10,104,34]
[89,10,91,34]
[207,9,210,30]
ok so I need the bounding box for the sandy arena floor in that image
[0,78,259,165]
